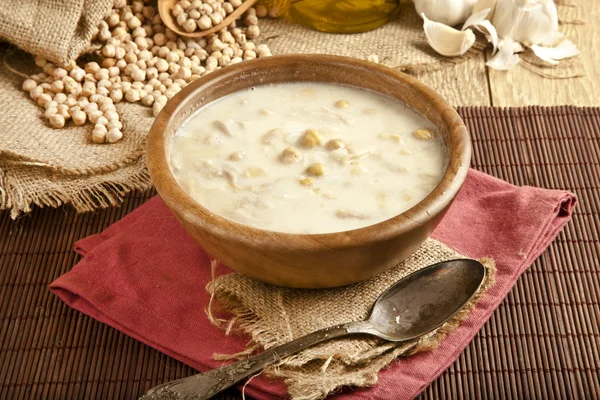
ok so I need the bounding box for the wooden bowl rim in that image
[147,54,471,250]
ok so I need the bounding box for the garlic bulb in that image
[420,0,579,70]
[414,0,478,26]
[422,14,476,56]
[492,0,561,46]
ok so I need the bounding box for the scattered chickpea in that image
[301,129,323,148]
[72,110,87,126]
[49,114,66,129]
[335,100,349,108]
[306,163,326,177]
[106,128,124,143]
[22,79,38,92]
[19,0,271,144]
[413,128,435,140]
[367,54,379,64]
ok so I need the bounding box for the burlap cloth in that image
[207,239,495,400]
[0,0,582,218]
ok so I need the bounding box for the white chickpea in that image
[125,89,140,102]
[130,69,146,81]
[141,94,154,106]
[156,59,169,72]
[131,81,144,91]
[102,44,116,58]
[246,25,260,39]
[176,66,191,80]
[245,15,258,26]
[72,110,87,126]
[197,15,212,30]
[152,100,165,117]
[108,120,123,130]
[44,107,58,119]
[53,93,67,104]
[256,44,271,57]
[56,104,71,120]
[49,114,65,128]
[166,51,180,63]
[135,36,149,50]
[81,82,96,97]
[45,100,58,110]
[92,126,107,144]
[154,33,167,47]
[65,97,78,108]
[69,67,86,82]
[88,109,103,123]
[95,68,110,81]
[176,13,188,26]
[77,98,89,108]
[172,4,184,17]
[36,93,52,107]
[127,16,142,29]
[97,87,109,96]
[106,128,123,143]
[104,110,119,121]
[84,103,98,113]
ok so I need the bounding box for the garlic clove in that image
[530,40,580,65]
[472,0,497,18]
[513,41,525,53]
[415,0,478,26]
[486,38,520,70]
[462,8,499,54]
[422,14,476,57]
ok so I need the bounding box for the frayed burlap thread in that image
[207,239,496,400]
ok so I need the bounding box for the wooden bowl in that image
[147,55,471,289]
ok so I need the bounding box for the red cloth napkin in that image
[50,169,576,399]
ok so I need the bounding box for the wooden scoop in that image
[158,0,258,39]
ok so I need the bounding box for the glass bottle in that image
[288,0,401,33]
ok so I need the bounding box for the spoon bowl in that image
[158,0,257,39]
[141,259,487,400]
[368,259,487,341]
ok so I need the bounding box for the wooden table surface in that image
[412,0,599,107]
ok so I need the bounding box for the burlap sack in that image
[0,0,112,66]
[0,48,152,218]
[0,0,582,218]
[207,239,496,400]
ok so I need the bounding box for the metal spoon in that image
[140,259,486,400]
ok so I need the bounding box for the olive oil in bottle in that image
[288,0,401,33]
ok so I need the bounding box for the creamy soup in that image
[169,83,447,234]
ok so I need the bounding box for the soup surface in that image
[170,82,447,233]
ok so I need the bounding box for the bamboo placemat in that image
[1,106,599,399]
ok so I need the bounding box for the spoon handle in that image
[139,320,375,400]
